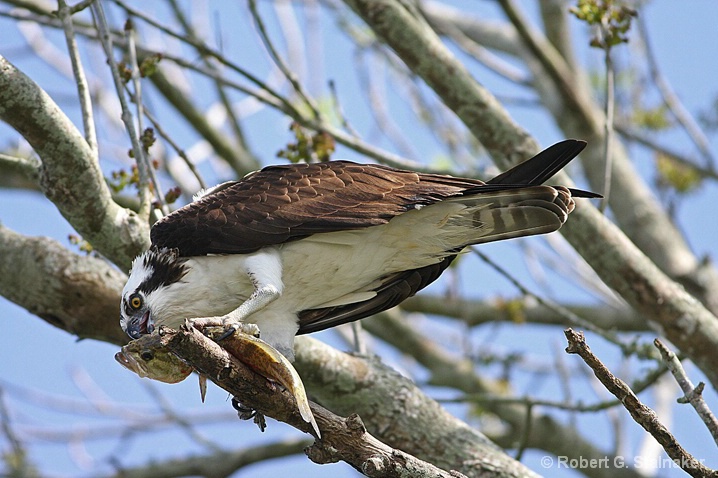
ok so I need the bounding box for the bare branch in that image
[141,106,207,190]
[422,3,718,315]
[654,339,718,446]
[165,0,257,178]
[428,13,530,86]
[111,0,303,122]
[538,0,578,66]
[142,63,261,177]
[564,329,717,478]
[57,0,97,153]
[600,45,615,211]
[124,18,168,215]
[0,224,128,345]
[472,248,635,353]
[401,294,646,331]
[156,326,469,478]
[248,0,321,120]
[102,438,312,478]
[637,16,715,168]
[0,55,149,268]
[615,123,718,182]
[91,2,152,219]
[357,311,643,478]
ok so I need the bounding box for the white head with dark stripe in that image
[120,248,188,339]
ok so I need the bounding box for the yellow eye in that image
[130,294,142,309]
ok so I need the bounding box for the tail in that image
[444,185,578,247]
[443,140,600,246]
[487,140,601,199]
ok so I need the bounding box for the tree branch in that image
[564,329,717,478]
[0,153,41,189]
[294,335,543,478]
[104,438,312,478]
[0,224,128,344]
[654,338,718,446]
[155,326,470,478]
[57,0,97,154]
[0,55,149,268]
[359,311,644,478]
[401,295,646,332]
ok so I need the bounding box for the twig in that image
[248,0,321,120]
[90,1,151,218]
[600,35,615,211]
[637,16,715,169]
[111,0,304,122]
[360,311,633,470]
[431,10,530,86]
[496,0,588,127]
[355,50,421,160]
[441,359,668,414]
[654,338,718,446]
[564,329,717,478]
[472,248,657,359]
[141,107,207,190]
[328,79,360,137]
[140,381,222,452]
[616,122,718,182]
[142,45,427,171]
[124,18,168,216]
[2,6,429,174]
[166,0,258,177]
[102,438,312,478]
[57,0,97,154]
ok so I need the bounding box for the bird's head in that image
[120,248,188,339]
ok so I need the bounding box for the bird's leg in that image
[190,249,283,340]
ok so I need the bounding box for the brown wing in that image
[150,161,485,256]
[150,139,593,257]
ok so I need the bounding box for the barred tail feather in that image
[442,185,575,248]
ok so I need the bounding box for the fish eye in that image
[129,293,143,310]
[140,350,154,361]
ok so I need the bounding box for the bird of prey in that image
[121,140,597,360]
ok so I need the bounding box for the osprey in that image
[121,140,597,360]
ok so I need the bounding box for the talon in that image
[215,322,260,341]
[232,397,257,421]
[254,412,267,432]
[215,325,237,341]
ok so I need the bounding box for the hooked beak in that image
[126,310,154,339]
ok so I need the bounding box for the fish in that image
[115,327,320,437]
[115,333,193,384]
[204,326,320,438]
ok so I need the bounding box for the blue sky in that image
[1,2,717,477]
